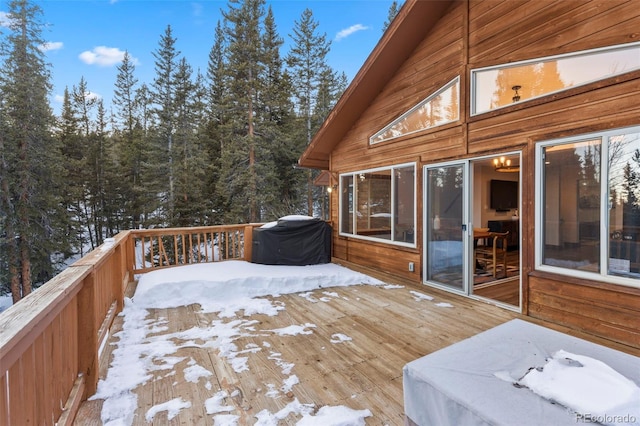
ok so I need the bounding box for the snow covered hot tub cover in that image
[403,319,640,426]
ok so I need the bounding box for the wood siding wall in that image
[327,0,640,348]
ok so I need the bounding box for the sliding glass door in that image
[424,162,468,292]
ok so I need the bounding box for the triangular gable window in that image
[370,76,460,145]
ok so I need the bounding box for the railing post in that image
[77,271,99,399]
[113,242,125,311]
[244,225,254,262]
[127,231,136,286]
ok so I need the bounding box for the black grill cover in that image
[252,219,332,265]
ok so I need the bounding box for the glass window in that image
[370,77,459,144]
[538,126,640,285]
[542,139,601,273]
[395,166,416,244]
[340,175,354,234]
[340,164,416,246]
[356,169,392,240]
[473,42,640,115]
[608,132,640,278]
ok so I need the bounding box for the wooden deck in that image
[74,264,639,425]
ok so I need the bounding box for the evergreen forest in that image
[0,0,400,302]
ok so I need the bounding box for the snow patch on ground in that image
[145,397,191,422]
[0,294,13,313]
[410,290,434,301]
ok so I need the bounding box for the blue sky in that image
[1,0,396,116]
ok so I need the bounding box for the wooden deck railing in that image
[129,224,255,275]
[0,223,260,425]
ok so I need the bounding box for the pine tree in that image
[86,99,118,242]
[383,1,401,33]
[206,21,229,141]
[286,8,332,216]
[191,69,219,225]
[72,77,97,136]
[204,21,228,225]
[0,0,65,302]
[113,52,138,134]
[258,6,302,219]
[133,83,159,228]
[0,80,13,296]
[151,25,180,224]
[58,87,87,255]
[71,77,102,249]
[220,0,267,223]
[313,68,346,132]
[311,68,347,219]
[172,57,208,227]
[113,51,152,229]
[287,8,330,145]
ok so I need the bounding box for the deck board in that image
[75,269,640,425]
[75,278,522,425]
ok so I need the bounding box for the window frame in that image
[369,76,460,145]
[339,162,417,248]
[471,41,640,116]
[535,125,640,289]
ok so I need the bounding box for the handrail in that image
[129,224,261,275]
[0,223,261,425]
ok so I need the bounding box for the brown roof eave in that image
[298,0,455,169]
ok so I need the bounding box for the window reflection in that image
[395,166,415,243]
[425,165,464,288]
[542,139,601,272]
[473,42,640,114]
[357,170,392,240]
[340,175,353,234]
[608,132,640,278]
[339,164,416,245]
[540,128,640,282]
[371,77,460,144]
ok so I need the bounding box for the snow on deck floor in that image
[86,260,638,425]
[92,261,389,425]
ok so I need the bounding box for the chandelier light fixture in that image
[512,85,521,103]
[493,156,519,173]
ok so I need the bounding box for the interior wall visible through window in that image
[537,126,640,286]
[339,164,416,247]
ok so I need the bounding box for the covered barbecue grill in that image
[251,216,331,266]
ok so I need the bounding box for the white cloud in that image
[40,41,63,52]
[84,91,102,101]
[79,46,135,67]
[335,24,369,41]
[0,11,12,28]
